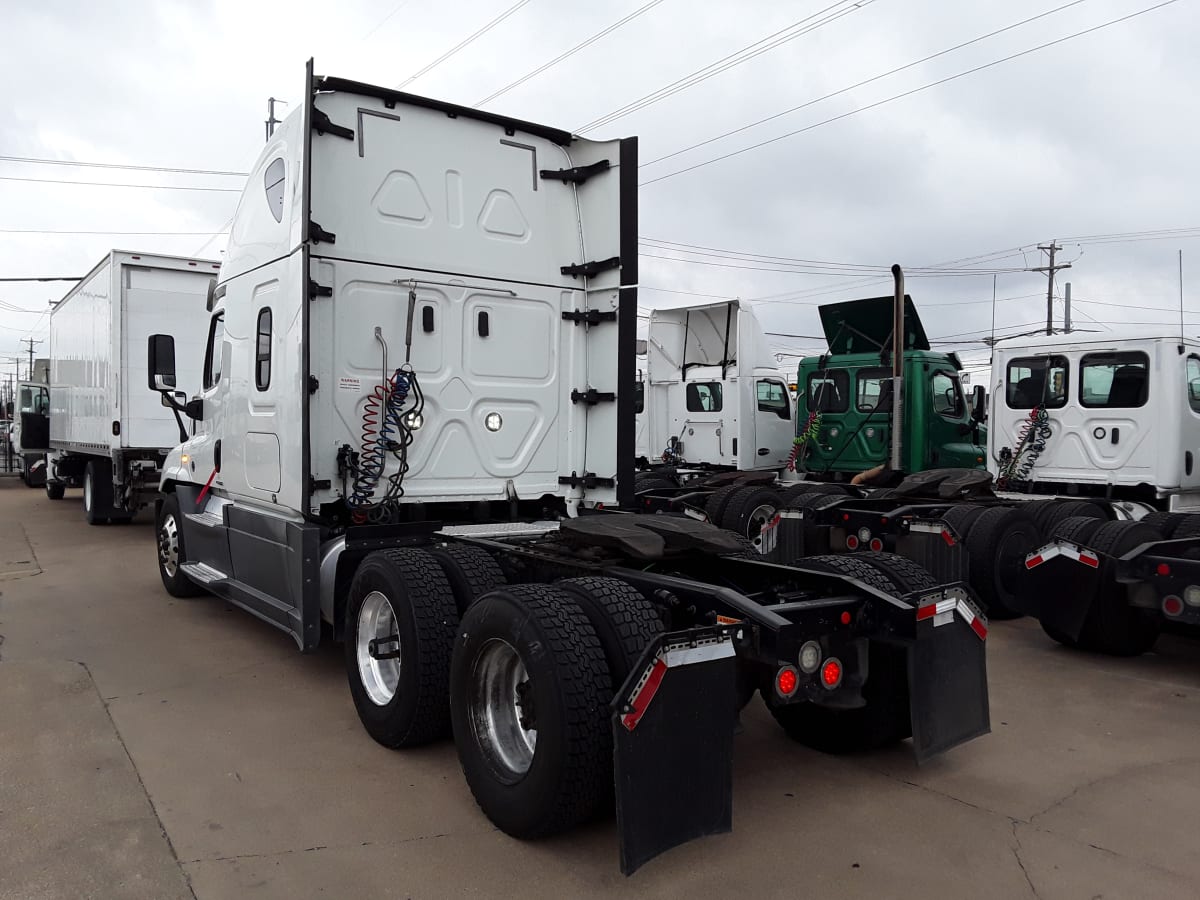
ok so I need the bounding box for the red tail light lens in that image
[776,666,800,697]
[846,535,859,550]
[821,658,843,689]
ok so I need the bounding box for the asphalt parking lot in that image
[2,477,1199,899]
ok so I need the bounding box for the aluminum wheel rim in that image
[747,502,778,538]
[470,639,537,779]
[84,470,92,512]
[356,591,400,706]
[159,514,180,577]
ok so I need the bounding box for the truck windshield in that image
[1006,356,1068,409]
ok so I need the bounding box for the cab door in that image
[752,378,793,469]
[1077,351,1153,472]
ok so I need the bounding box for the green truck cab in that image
[794,295,987,479]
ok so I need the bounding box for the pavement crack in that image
[1010,819,1042,899]
[82,660,199,900]
[1028,756,1200,824]
[180,831,459,866]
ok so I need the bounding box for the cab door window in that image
[203,312,225,390]
[931,371,965,418]
[1188,356,1200,413]
[756,379,790,419]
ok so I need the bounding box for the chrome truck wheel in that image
[450,584,611,839]
[469,639,537,777]
[344,549,458,748]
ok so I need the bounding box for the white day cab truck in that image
[143,62,990,873]
[11,379,50,486]
[40,251,217,523]
[765,330,1200,656]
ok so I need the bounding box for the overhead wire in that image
[474,0,667,106]
[641,0,1096,168]
[639,0,1182,186]
[0,175,242,192]
[396,0,535,89]
[0,155,248,177]
[577,0,877,133]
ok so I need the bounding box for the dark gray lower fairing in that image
[174,484,322,651]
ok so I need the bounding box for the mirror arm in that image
[156,390,192,443]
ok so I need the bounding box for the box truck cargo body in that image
[45,251,218,522]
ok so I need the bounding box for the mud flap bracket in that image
[613,627,737,875]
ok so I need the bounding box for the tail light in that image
[821,658,843,690]
[775,666,800,698]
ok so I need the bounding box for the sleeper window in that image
[264,158,286,223]
[1188,356,1200,413]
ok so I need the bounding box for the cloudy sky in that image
[1,0,1196,385]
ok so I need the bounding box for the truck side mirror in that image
[147,334,177,391]
[971,385,987,422]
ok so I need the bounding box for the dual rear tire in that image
[343,550,662,840]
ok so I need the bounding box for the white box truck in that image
[44,251,219,523]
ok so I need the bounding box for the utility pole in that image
[21,337,42,381]
[1064,282,1072,334]
[265,97,286,140]
[1033,241,1071,335]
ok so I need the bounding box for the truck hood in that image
[818,295,929,355]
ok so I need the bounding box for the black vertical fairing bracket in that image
[612,625,737,875]
[615,136,638,510]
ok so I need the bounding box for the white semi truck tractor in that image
[144,61,990,872]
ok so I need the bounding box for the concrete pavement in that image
[1,477,1198,898]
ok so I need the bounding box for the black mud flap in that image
[613,628,737,875]
[909,591,990,763]
[1020,544,1104,639]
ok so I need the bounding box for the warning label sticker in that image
[338,376,361,393]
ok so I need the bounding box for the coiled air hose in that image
[997,406,1051,490]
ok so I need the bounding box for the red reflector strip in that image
[916,603,938,621]
[941,528,956,546]
[1026,554,1044,570]
[1079,551,1100,568]
[969,615,988,640]
[621,658,667,732]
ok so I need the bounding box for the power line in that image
[640,250,1031,277]
[0,154,247,177]
[474,0,666,106]
[0,228,229,236]
[362,0,418,40]
[641,0,1095,169]
[396,0,535,90]
[578,0,875,133]
[640,0,1182,186]
[639,238,1034,274]
[0,175,242,193]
